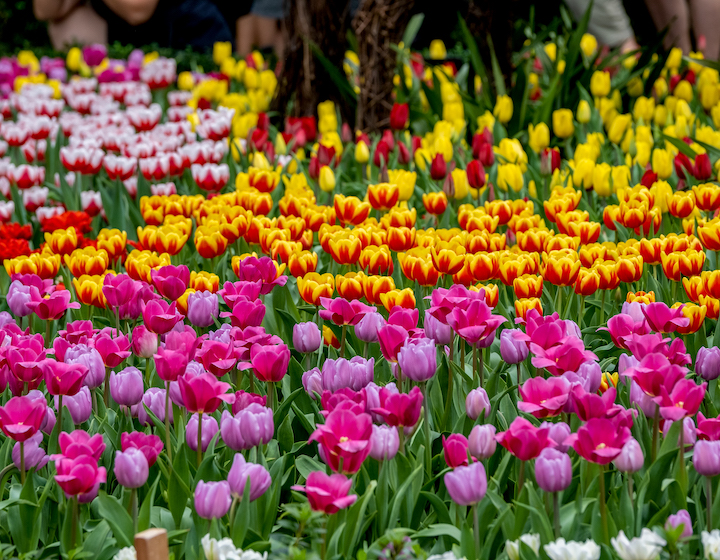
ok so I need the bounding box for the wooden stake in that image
[135,528,169,560]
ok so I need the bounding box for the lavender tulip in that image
[500,329,528,364]
[186,413,219,452]
[220,404,273,450]
[466,388,491,420]
[697,347,720,381]
[56,387,92,424]
[693,440,720,477]
[187,291,219,328]
[369,424,400,461]
[194,480,231,519]
[65,345,105,389]
[109,367,144,407]
[398,337,436,382]
[444,461,487,506]
[424,310,453,346]
[468,424,497,460]
[321,357,374,392]
[114,448,149,488]
[293,322,322,353]
[355,312,386,343]
[227,454,272,501]
[12,432,48,470]
[614,437,644,473]
[535,448,572,493]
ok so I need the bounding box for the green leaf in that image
[307,41,357,109]
[95,492,134,548]
[138,473,160,532]
[295,455,325,480]
[414,523,462,542]
[231,481,252,548]
[486,35,506,97]
[387,465,423,530]
[458,15,493,108]
[402,14,424,47]
[662,134,698,159]
[168,446,193,527]
[343,480,376,556]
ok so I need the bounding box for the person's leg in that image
[689,0,720,58]
[644,0,692,52]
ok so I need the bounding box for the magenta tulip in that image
[309,409,372,474]
[642,302,690,333]
[496,417,553,461]
[319,297,375,326]
[43,361,87,396]
[568,417,631,465]
[518,376,571,418]
[250,342,289,382]
[371,386,423,428]
[443,434,470,468]
[26,288,80,321]
[131,325,157,358]
[142,299,182,334]
[178,372,234,414]
[0,396,46,442]
[121,431,163,467]
[150,265,190,301]
[292,471,357,514]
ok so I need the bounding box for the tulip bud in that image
[614,437,644,473]
[465,388,491,420]
[318,165,335,192]
[467,159,485,189]
[468,424,497,460]
[535,448,572,493]
[397,337,436,382]
[132,325,157,359]
[500,329,529,364]
[109,367,144,407]
[194,480,232,519]
[227,454,272,501]
[186,413,219,452]
[187,291,219,328]
[302,367,323,397]
[430,153,447,181]
[114,447,149,488]
[369,424,399,461]
[665,509,693,540]
[696,346,720,381]
[355,312,386,343]
[293,322,322,353]
[693,440,720,477]
[444,461,487,506]
[355,141,369,164]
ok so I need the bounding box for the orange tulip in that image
[566,221,601,244]
[484,200,513,226]
[288,250,318,277]
[464,212,500,234]
[195,226,229,259]
[698,220,720,251]
[380,288,416,312]
[682,275,706,302]
[422,192,448,215]
[302,206,336,232]
[124,250,170,283]
[509,212,544,233]
[362,275,395,305]
[673,302,706,334]
[279,194,310,217]
[515,297,543,320]
[662,233,703,254]
[618,199,649,229]
[544,192,581,222]
[368,183,400,211]
[328,236,362,265]
[451,257,475,286]
[498,254,532,286]
[579,244,609,267]
[668,191,696,219]
[334,195,371,225]
[96,228,127,262]
[190,271,220,293]
[545,234,581,252]
[271,240,302,263]
[359,244,394,275]
[386,227,416,252]
[574,267,600,296]
[635,207,662,237]
[541,250,581,286]
[73,275,107,309]
[259,228,289,255]
[319,225,345,254]
[555,210,590,235]
[431,241,467,275]
[678,249,706,277]
[703,270,720,298]
[616,255,643,283]
[603,204,620,231]
[336,272,366,301]
[297,272,334,306]
[592,260,620,291]
[277,215,307,241]
[465,230,506,253]
[471,283,500,307]
[140,196,165,225]
[244,216,276,245]
[381,208,417,228]
[513,274,543,298]
[638,238,662,265]
[44,227,79,255]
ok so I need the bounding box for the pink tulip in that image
[622,332,670,360]
[444,461,487,506]
[26,287,80,321]
[320,388,366,417]
[121,431,163,467]
[427,285,479,325]
[654,379,707,421]
[447,299,505,346]
[59,320,95,344]
[518,376,571,418]
[54,454,107,497]
[94,333,131,368]
[567,417,631,464]
[6,341,47,385]
[0,396,46,442]
[218,280,262,309]
[196,340,237,377]
[571,385,622,421]
[309,409,372,474]
[319,297,375,327]
[377,324,409,363]
[150,265,190,301]
[291,471,357,514]
[233,256,287,295]
[514,310,568,350]
[164,327,199,360]
[231,390,267,414]
[531,337,597,377]
[642,302,690,333]
[142,299,182,334]
[57,430,106,460]
[178,372,234,414]
[219,297,266,328]
[496,417,553,461]
[622,352,687,397]
[387,307,419,331]
[443,434,470,468]
[601,313,651,349]
[153,347,188,382]
[102,274,138,309]
[371,386,423,428]
[43,360,88,396]
[697,413,720,441]
[250,342,289,382]
[131,325,157,358]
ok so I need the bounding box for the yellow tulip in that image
[528,123,550,153]
[576,100,591,124]
[552,109,575,139]
[651,148,673,179]
[429,40,447,60]
[493,95,514,124]
[355,141,370,164]
[497,163,524,193]
[592,163,612,197]
[590,71,611,97]
[580,34,598,57]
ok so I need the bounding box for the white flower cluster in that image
[113,547,136,560]
[201,534,268,560]
[703,530,720,560]
[544,538,601,560]
[427,553,466,560]
[611,529,666,560]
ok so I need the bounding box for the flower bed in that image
[0,25,719,560]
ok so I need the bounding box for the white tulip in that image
[544,538,601,560]
[702,530,720,560]
[611,529,666,560]
[506,533,541,560]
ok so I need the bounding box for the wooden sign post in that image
[135,528,169,560]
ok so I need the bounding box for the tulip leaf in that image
[274,387,303,429]
[387,465,423,530]
[662,134,699,159]
[95,491,134,549]
[343,480,376,555]
[294,455,324,481]
[138,473,160,533]
[457,14,493,108]
[414,523,462,543]
[231,480,252,548]
[168,446,192,527]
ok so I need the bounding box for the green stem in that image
[398,426,405,456]
[651,404,659,463]
[679,419,687,499]
[472,503,480,560]
[422,382,432,477]
[197,412,203,467]
[268,381,276,413]
[340,324,347,359]
[45,320,52,347]
[58,395,64,431]
[70,497,79,549]
[555,286,563,318]
[599,464,608,544]
[579,296,585,331]
[19,441,25,484]
[553,492,560,539]
[103,367,110,407]
[165,381,172,466]
[708,476,714,530]
[517,460,525,497]
[599,290,606,326]
[472,345,478,384]
[628,474,633,510]
[130,488,138,534]
[442,349,454,432]
[145,358,152,387]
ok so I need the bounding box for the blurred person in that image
[236,0,284,57]
[642,0,720,59]
[565,0,640,53]
[34,0,232,50]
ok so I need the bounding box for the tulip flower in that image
[468,424,497,460]
[570,385,622,421]
[320,356,374,393]
[12,432,48,471]
[141,299,182,334]
[444,460,487,506]
[227,454,272,501]
[121,431,163,467]
[443,434,470,468]
[109,366,144,407]
[320,388,366,417]
[496,417,553,463]
[179,372,234,415]
[197,340,237,378]
[131,325,158,359]
[309,409,372,474]
[57,388,92,425]
[250,342,289,383]
[377,324,409,364]
[665,509,693,541]
[114,448,149,489]
[371,386,423,429]
[465,388,491,420]
[518,376,571,418]
[186,291,219,328]
[642,302,690,333]
[369,424,400,461]
[186,413,219,452]
[231,390,267,414]
[220,404,274,450]
[194,480,232,519]
[26,287,80,321]
[220,297,266,329]
[696,347,720,381]
[292,471,357,514]
[102,273,139,309]
[293,322,322,353]
[54,454,107,498]
[0,396,47,443]
[531,337,598,377]
[568,417,631,465]
[397,337,436,382]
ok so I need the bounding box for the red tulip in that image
[430,153,447,181]
[309,409,372,474]
[694,153,712,180]
[292,471,357,514]
[466,159,485,189]
[390,103,409,130]
[178,372,234,414]
[0,396,46,442]
[495,417,553,461]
